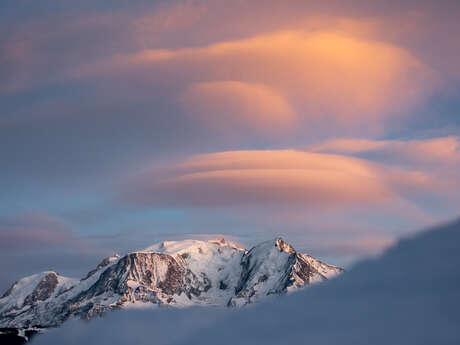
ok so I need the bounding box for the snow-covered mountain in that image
[31,219,460,345]
[0,237,342,341]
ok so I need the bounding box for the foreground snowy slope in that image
[33,219,460,345]
[0,237,341,339]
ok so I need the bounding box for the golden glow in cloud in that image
[98,29,434,134]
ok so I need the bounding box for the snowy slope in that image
[0,237,342,334]
[31,219,460,345]
[229,238,342,306]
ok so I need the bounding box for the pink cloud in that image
[0,213,89,252]
[308,136,460,207]
[180,81,296,133]
[122,150,440,209]
[309,136,460,165]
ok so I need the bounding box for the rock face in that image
[0,237,343,335]
[228,238,340,306]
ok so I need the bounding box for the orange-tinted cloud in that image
[180,81,295,133]
[82,29,435,135]
[123,150,438,208]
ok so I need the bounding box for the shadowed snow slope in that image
[33,219,460,345]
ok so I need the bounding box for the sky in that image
[1,0,460,291]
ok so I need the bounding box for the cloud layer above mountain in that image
[123,136,459,214]
[122,150,433,207]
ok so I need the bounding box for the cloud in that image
[308,136,460,211]
[0,212,106,294]
[0,213,87,251]
[308,136,460,177]
[310,138,388,154]
[180,81,296,133]
[122,150,437,208]
[33,307,230,345]
[91,30,434,134]
[310,136,460,164]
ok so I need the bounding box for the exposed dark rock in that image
[0,328,40,345]
[275,237,296,254]
[24,272,58,305]
[0,328,26,345]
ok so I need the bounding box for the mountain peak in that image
[0,237,343,334]
[274,237,296,254]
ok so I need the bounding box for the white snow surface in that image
[140,238,246,305]
[32,219,460,345]
[0,272,56,312]
[140,238,244,255]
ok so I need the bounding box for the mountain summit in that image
[0,237,342,340]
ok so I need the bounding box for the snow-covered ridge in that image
[140,238,244,255]
[0,237,343,336]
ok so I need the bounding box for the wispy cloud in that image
[0,212,90,252]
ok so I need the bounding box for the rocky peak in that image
[275,237,296,254]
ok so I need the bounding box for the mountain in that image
[0,237,342,343]
[31,219,460,345]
